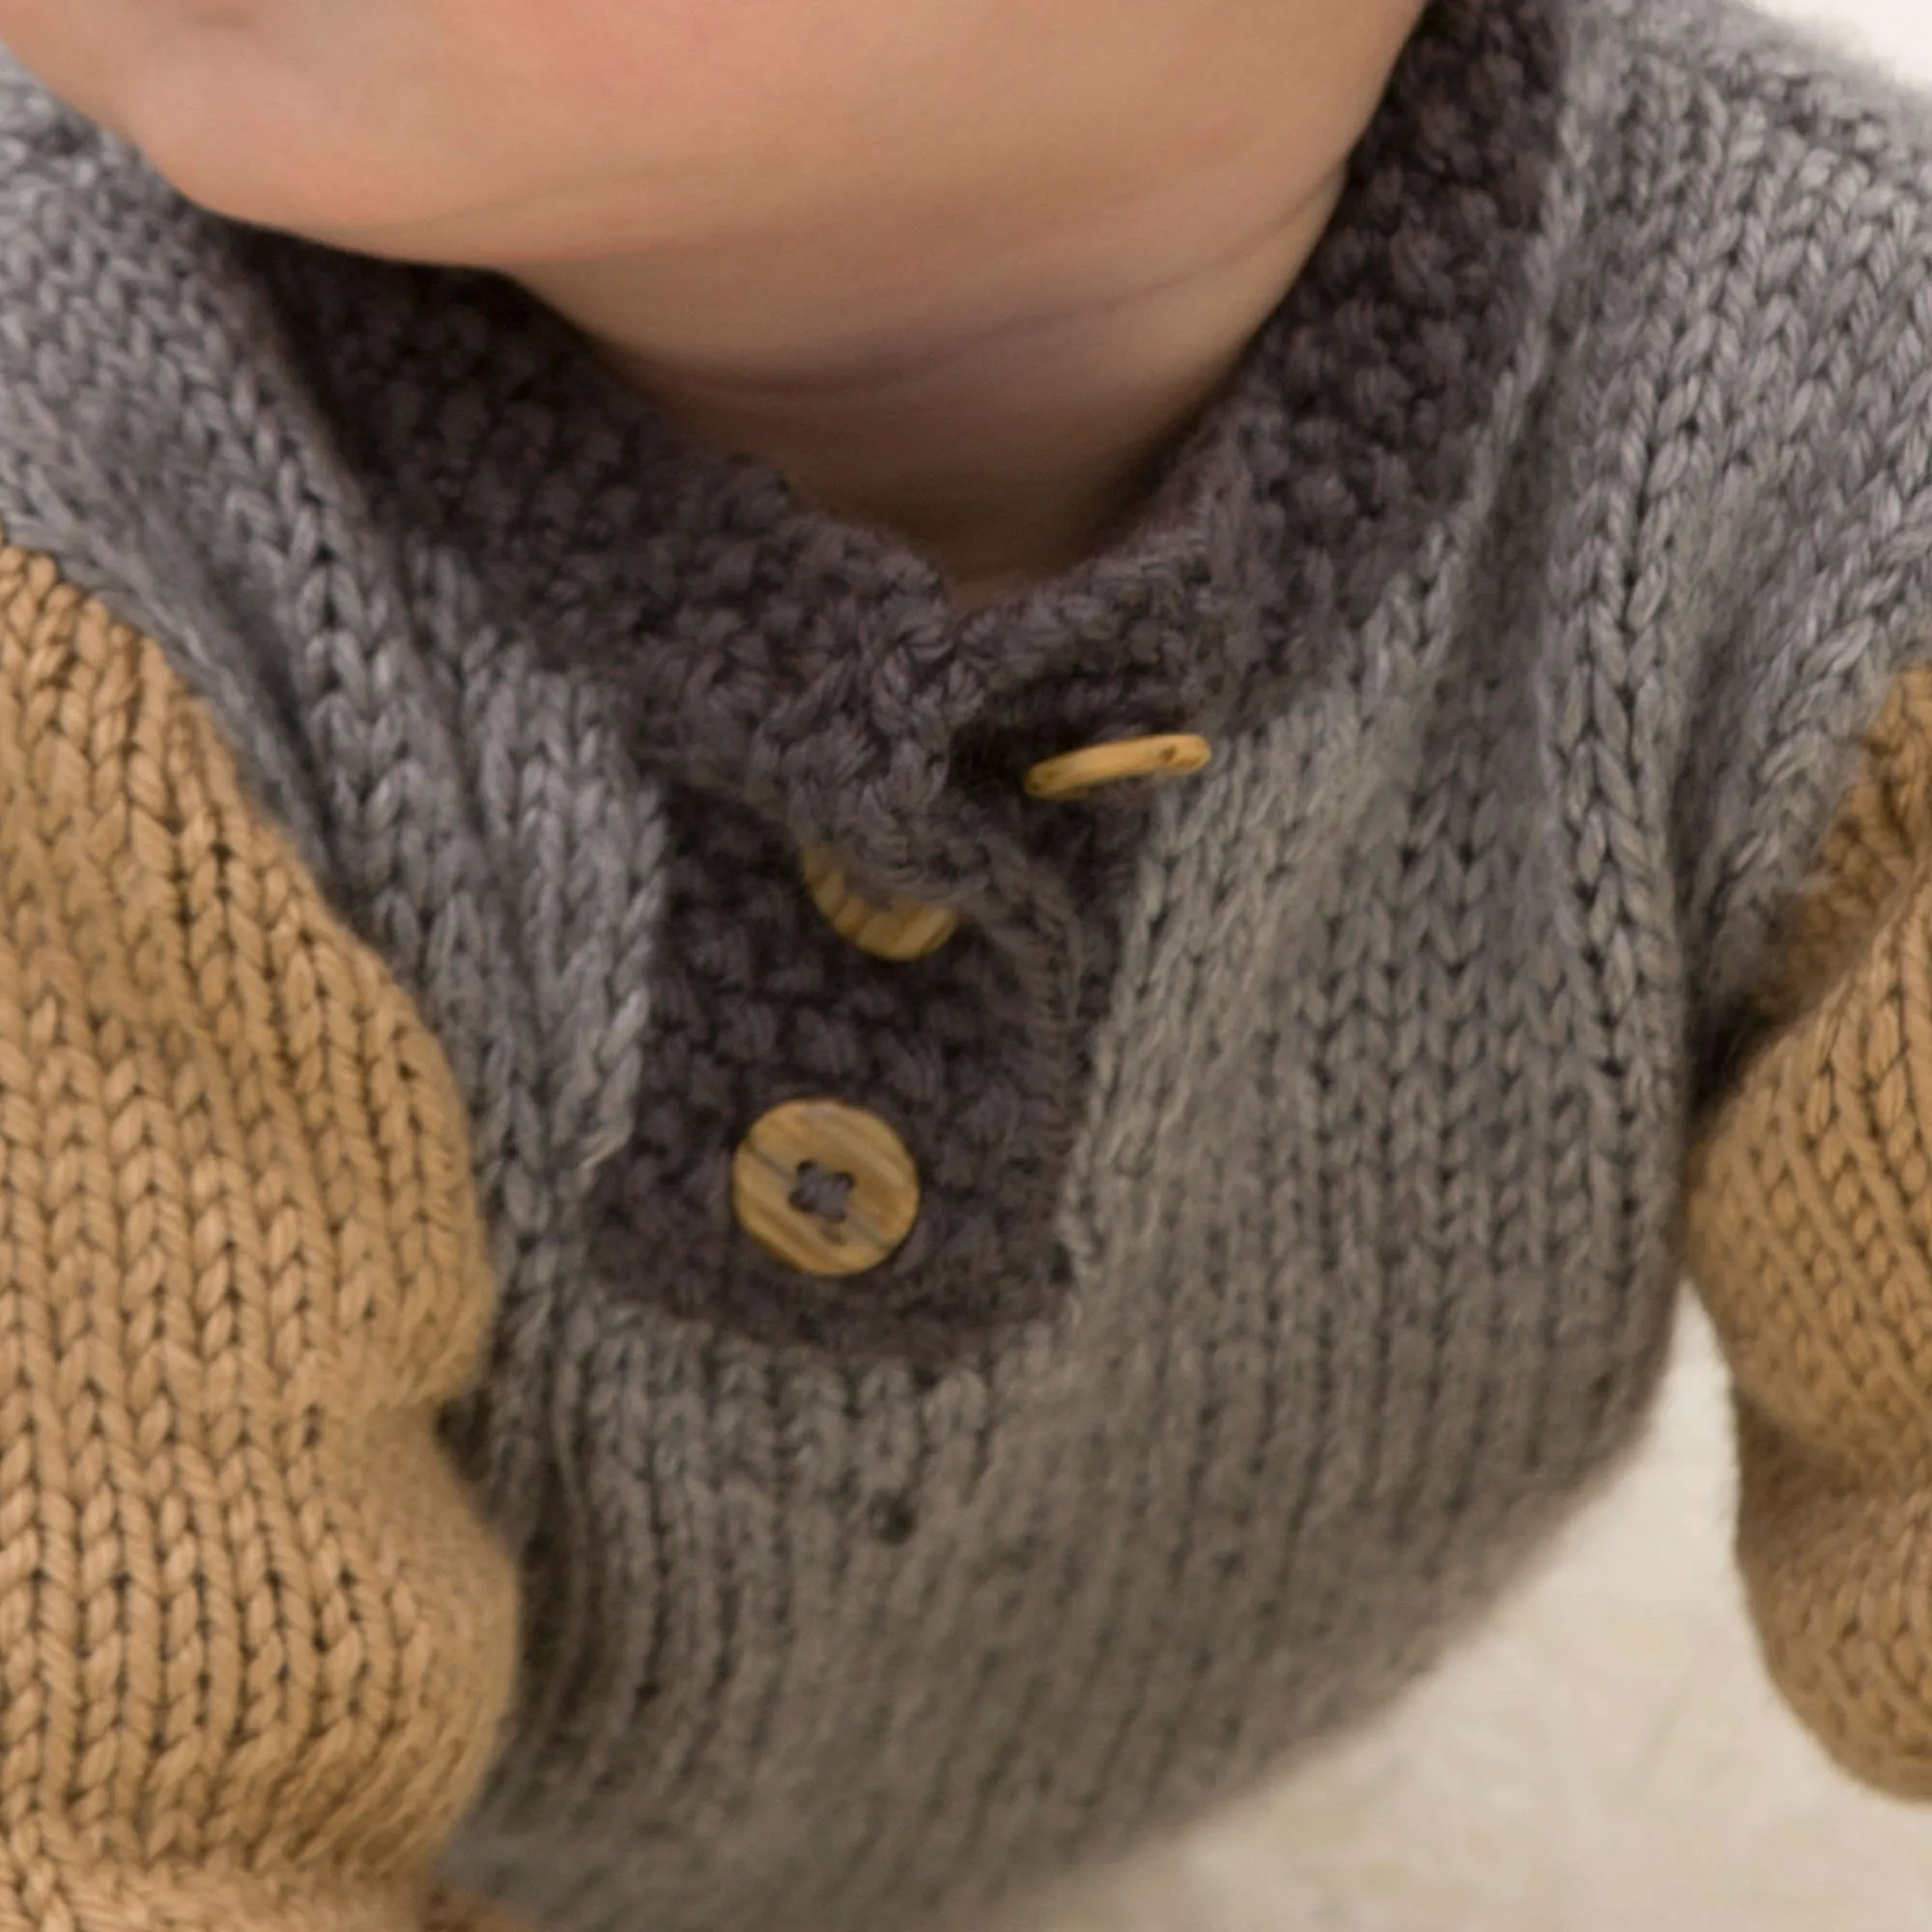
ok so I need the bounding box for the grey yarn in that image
[4,0,1932,1926]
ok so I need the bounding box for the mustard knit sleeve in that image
[1686,662,1932,1800]
[0,539,527,1926]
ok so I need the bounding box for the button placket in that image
[654,588,1230,1310]
[733,725,1216,1281]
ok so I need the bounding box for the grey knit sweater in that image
[7,0,1932,1926]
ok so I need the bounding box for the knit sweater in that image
[5,0,1932,1925]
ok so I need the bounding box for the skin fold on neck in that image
[567,173,1348,611]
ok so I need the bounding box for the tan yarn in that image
[1689,664,1932,1799]
[0,541,525,1927]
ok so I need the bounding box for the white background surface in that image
[1014,3,1932,1927]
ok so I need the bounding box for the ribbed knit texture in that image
[0,543,523,1926]
[6,0,1932,1928]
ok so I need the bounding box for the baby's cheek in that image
[0,0,138,136]
[43,2,503,241]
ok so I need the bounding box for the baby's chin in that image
[88,79,779,274]
[99,121,674,274]
[0,30,567,267]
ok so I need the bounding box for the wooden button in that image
[801,847,960,961]
[732,1098,921,1277]
[1023,733,1213,802]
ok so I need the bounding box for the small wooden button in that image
[732,1098,921,1277]
[1023,733,1213,802]
[801,847,960,961]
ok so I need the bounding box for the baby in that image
[0,0,1929,1928]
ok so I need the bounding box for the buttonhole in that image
[789,1161,856,1224]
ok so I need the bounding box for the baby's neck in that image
[523,175,1344,611]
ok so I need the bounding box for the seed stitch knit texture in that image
[9,0,1932,1927]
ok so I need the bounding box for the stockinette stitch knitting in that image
[211,0,1556,1373]
[6,0,1932,1928]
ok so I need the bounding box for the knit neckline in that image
[228,0,1564,861]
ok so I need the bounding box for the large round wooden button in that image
[800,847,960,961]
[1024,733,1213,802]
[732,1098,922,1276]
